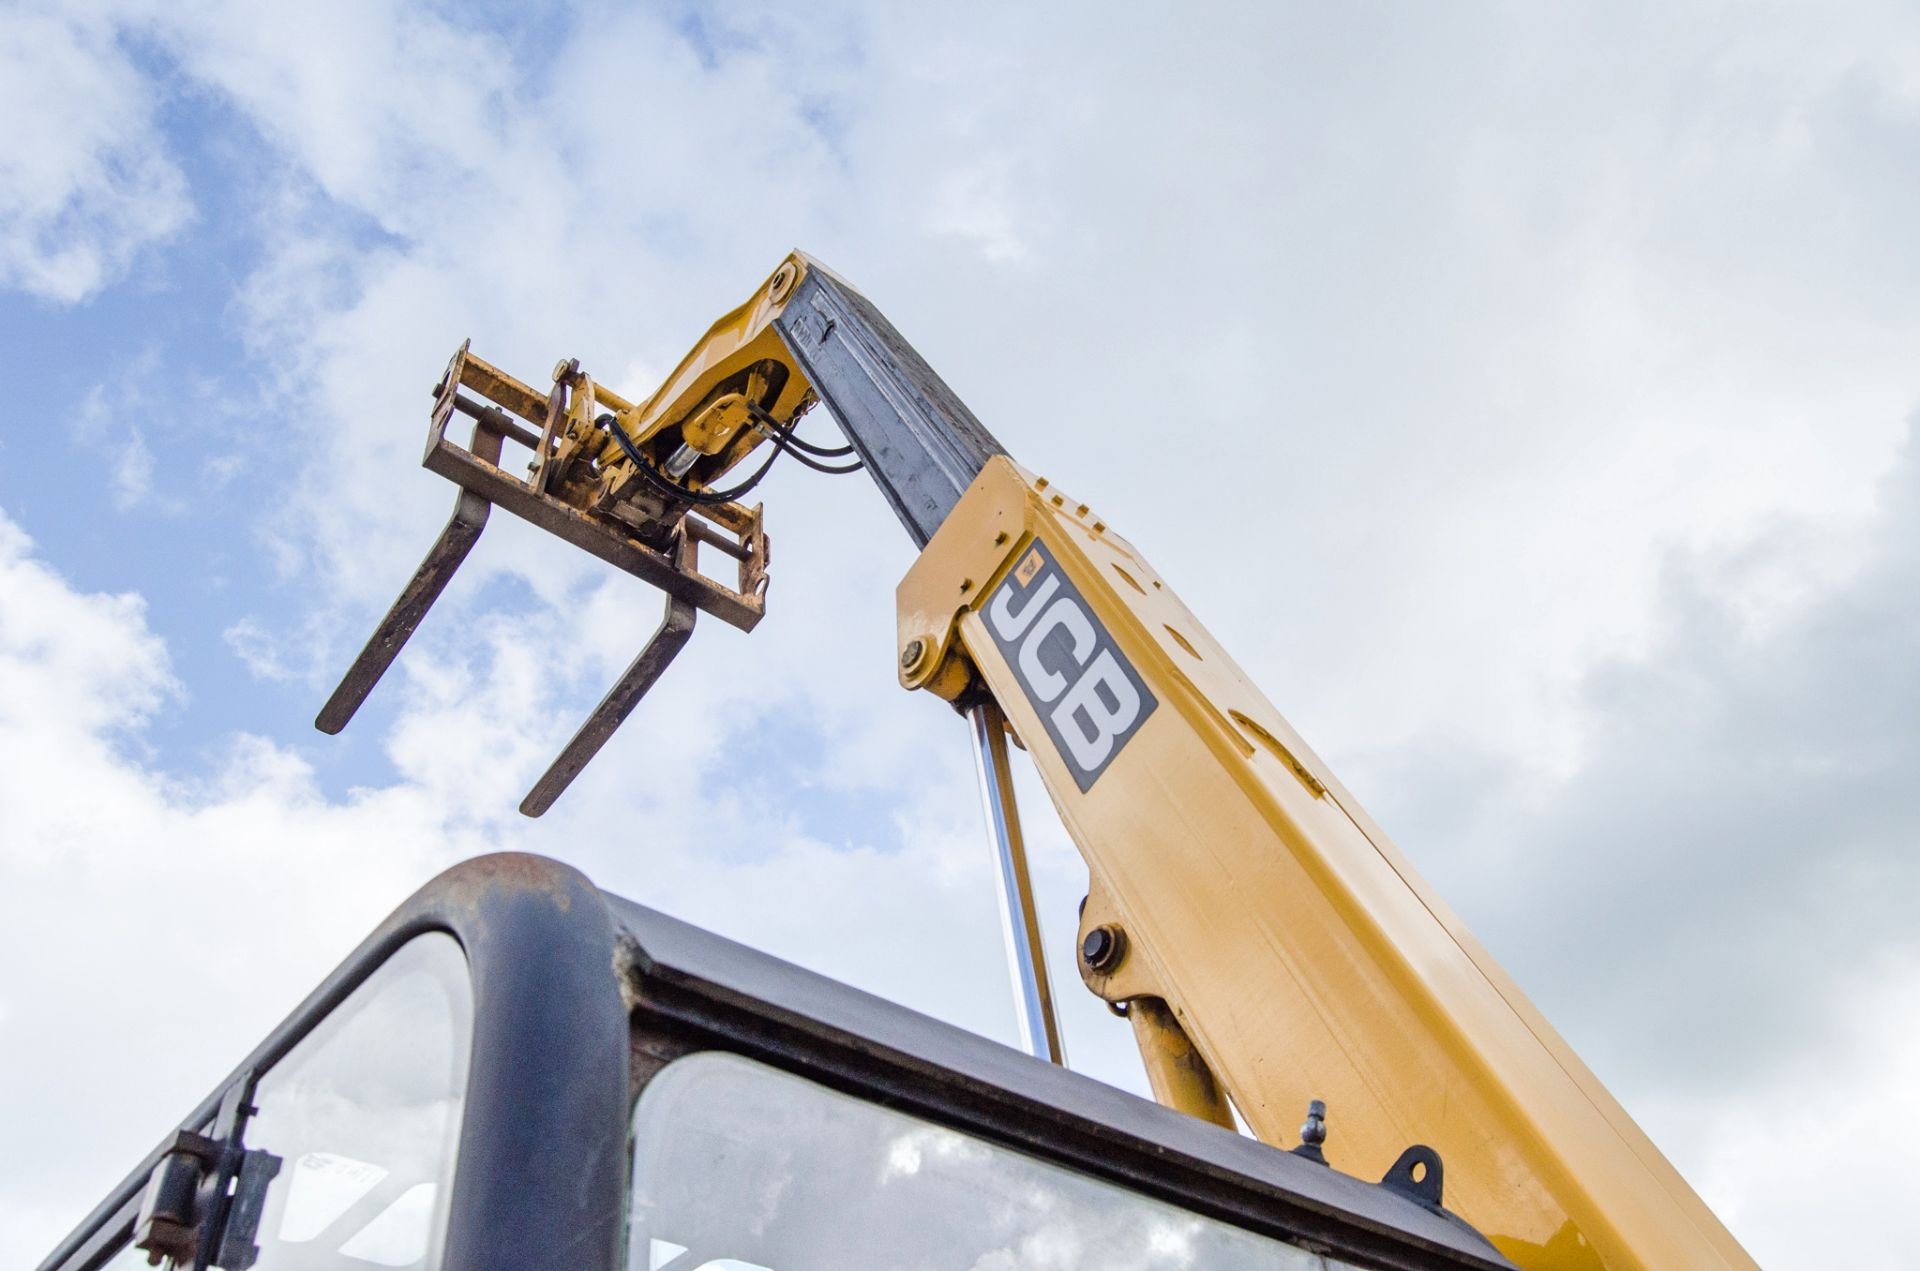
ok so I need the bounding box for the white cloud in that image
[70,347,211,516]
[1688,956,1920,1269]
[106,425,156,512]
[0,3,191,302]
[927,158,1028,264]
[221,614,303,684]
[0,507,470,1258]
[11,3,1920,1268]
[1345,423,1920,1268]
[1360,424,1920,1084]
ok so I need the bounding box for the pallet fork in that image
[315,342,769,815]
[317,253,997,815]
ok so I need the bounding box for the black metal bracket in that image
[1378,1143,1446,1212]
[129,1075,280,1271]
[131,1129,219,1266]
[213,1149,282,1270]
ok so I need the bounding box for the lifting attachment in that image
[314,341,769,814]
[317,253,1001,816]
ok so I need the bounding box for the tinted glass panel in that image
[243,934,472,1270]
[628,1053,1340,1270]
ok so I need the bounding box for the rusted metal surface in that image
[531,370,568,496]
[1126,996,1237,1132]
[450,394,542,452]
[315,416,506,735]
[318,339,775,815]
[684,515,749,562]
[427,337,771,630]
[456,347,550,425]
[420,429,764,629]
[519,542,700,817]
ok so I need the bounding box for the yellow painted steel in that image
[518,255,819,529]
[896,457,1757,1271]
[588,254,814,481]
[1125,997,1239,1133]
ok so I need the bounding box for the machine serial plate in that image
[983,538,1157,792]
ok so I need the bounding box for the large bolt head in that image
[768,261,799,303]
[1081,924,1125,972]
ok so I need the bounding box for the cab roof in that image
[43,854,1515,1271]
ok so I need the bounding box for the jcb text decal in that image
[983,538,1156,792]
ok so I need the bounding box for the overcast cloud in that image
[2,3,1917,1267]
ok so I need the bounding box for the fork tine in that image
[518,586,698,817]
[314,421,505,735]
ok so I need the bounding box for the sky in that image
[1,1,1917,1266]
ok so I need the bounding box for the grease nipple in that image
[1292,1099,1330,1165]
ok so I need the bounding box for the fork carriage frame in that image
[314,343,770,814]
[315,253,1012,817]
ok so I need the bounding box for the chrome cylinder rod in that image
[969,700,1067,1065]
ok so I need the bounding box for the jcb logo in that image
[984,539,1156,792]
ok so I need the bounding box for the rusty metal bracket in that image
[316,341,772,816]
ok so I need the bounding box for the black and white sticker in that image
[983,538,1157,792]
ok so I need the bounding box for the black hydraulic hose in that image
[746,402,858,459]
[599,398,864,510]
[781,433,857,458]
[605,419,784,505]
[761,429,865,475]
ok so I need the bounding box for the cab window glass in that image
[628,1052,1337,1270]
[243,933,472,1270]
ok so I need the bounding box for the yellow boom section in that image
[897,457,1756,1271]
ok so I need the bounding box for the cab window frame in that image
[41,856,1512,1271]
